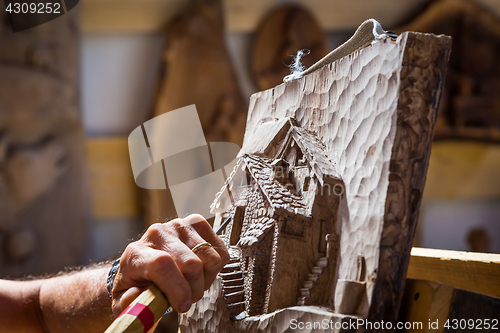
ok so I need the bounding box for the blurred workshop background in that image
[84,0,500,259]
[0,0,499,314]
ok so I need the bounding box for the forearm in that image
[39,263,115,333]
[0,279,46,333]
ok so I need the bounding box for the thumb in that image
[112,287,144,317]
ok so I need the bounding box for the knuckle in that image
[168,219,184,231]
[122,242,141,265]
[149,254,175,274]
[145,223,164,239]
[185,214,208,227]
[182,257,203,277]
[123,241,139,255]
[187,213,205,221]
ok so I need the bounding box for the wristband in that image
[107,258,121,298]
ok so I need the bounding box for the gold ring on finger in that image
[191,241,212,254]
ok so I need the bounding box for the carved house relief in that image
[211,118,344,318]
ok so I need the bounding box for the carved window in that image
[230,206,244,245]
[282,217,304,237]
[303,176,311,192]
[273,159,298,194]
[318,219,328,254]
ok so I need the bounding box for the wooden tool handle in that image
[104,285,170,333]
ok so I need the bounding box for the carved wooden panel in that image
[180,30,450,332]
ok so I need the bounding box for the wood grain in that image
[398,278,500,333]
[407,247,500,299]
[105,285,169,333]
[369,32,452,327]
[398,279,454,333]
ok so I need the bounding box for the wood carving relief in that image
[0,11,88,276]
[179,25,451,332]
[211,118,343,318]
[397,0,500,142]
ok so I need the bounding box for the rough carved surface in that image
[368,33,451,327]
[0,10,88,276]
[180,31,450,332]
[244,35,408,316]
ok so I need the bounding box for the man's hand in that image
[111,214,229,316]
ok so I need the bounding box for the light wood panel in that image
[423,142,500,200]
[86,137,140,219]
[407,247,500,298]
[399,278,500,333]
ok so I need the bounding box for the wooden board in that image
[86,137,140,219]
[407,247,500,299]
[399,278,500,333]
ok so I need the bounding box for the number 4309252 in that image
[6,2,61,14]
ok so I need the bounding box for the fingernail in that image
[180,300,192,312]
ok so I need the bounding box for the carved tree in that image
[179,29,451,332]
[0,11,89,276]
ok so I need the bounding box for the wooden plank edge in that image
[407,247,500,298]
